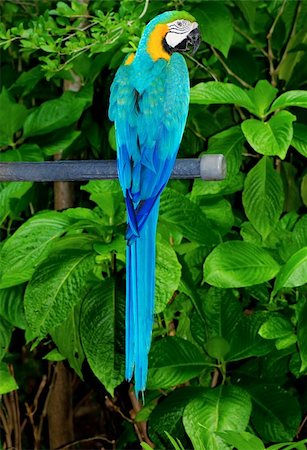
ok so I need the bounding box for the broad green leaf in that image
[227,313,274,361]
[81,180,125,224]
[190,288,241,347]
[10,65,43,95]
[200,198,234,237]
[274,247,307,293]
[51,303,85,379]
[270,90,307,112]
[140,444,152,450]
[160,188,220,245]
[301,174,307,206]
[190,82,254,111]
[297,297,307,372]
[0,144,43,162]
[217,430,265,450]
[0,363,18,394]
[0,285,26,329]
[291,123,307,157]
[205,336,230,360]
[268,440,307,450]
[241,111,296,159]
[80,278,124,396]
[23,90,89,137]
[204,241,280,288]
[193,4,233,57]
[147,337,210,389]
[0,87,29,146]
[191,126,244,199]
[155,237,181,313]
[24,238,96,339]
[246,384,301,441]
[0,317,12,362]
[0,211,71,288]
[43,348,66,362]
[0,181,32,226]
[259,315,293,340]
[183,385,252,450]
[243,157,284,239]
[164,432,185,450]
[247,80,278,117]
[40,129,81,156]
[149,387,203,448]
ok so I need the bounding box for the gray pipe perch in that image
[0,155,226,182]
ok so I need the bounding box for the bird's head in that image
[141,11,201,62]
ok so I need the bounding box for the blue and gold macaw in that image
[109,10,201,394]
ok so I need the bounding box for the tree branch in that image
[266,0,287,86]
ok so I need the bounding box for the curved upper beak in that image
[187,26,201,54]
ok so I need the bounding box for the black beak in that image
[187,27,201,54]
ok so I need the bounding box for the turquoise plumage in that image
[109,10,201,394]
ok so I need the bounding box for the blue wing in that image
[109,53,190,241]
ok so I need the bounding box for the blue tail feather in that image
[125,201,159,394]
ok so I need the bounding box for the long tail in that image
[125,200,160,394]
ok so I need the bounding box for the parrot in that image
[109,10,201,394]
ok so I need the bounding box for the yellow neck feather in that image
[147,24,170,61]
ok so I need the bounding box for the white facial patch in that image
[165,20,198,48]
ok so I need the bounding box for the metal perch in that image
[0,155,226,182]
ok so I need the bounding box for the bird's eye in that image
[177,20,183,27]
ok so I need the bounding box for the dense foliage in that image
[1,0,307,448]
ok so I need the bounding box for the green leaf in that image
[0,87,29,146]
[243,157,284,239]
[183,385,252,450]
[0,317,12,362]
[247,80,278,117]
[140,444,152,450]
[51,303,85,378]
[40,129,81,156]
[204,241,280,288]
[24,238,96,339]
[301,174,307,207]
[297,297,307,372]
[291,123,307,157]
[147,337,210,389]
[164,432,185,450]
[246,384,301,441]
[205,336,230,360]
[0,211,71,288]
[259,315,293,340]
[241,111,296,159]
[80,278,124,396]
[190,82,254,111]
[191,126,245,199]
[160,188,220,245]
[227,313,274,361]
[0,144,43,162]
[10,65,43,95]
[149,387,202,449]
[0,363,18,394]
[0,285,26,329]
[0,181,32,226]
[155,236,181,313]
[193,4,234,57]
[270,90,307,112]
[43,348,66,362]
[217,430,265,450]
[23,90,89,137]
[273,247,307,294]
[268,440,307,450]
[81,180,125,224]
